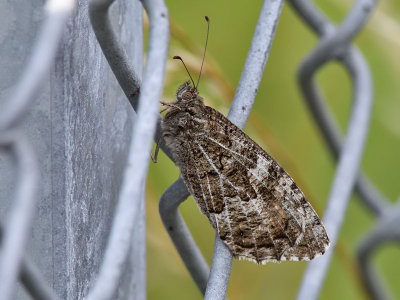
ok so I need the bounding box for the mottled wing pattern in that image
[178,106,330,263]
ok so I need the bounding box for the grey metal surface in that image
[159,178,210,294]
[58,1,143,298]
[86,0,169,298]
[19,253,62,300]
[0,132,39,300]
[204,233,232,300]
[0,1,74,299]
[357,205,400,299]
[0,0,143,299]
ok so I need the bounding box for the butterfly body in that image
[161,81,330,264]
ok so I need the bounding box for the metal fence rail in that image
[0,0,397,299]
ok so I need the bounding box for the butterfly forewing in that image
[161,82,330,264]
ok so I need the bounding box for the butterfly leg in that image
[151,135,163,163]
[160,101,182,111]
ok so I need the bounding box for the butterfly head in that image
[176,81,199,102]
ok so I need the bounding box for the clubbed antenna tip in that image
[173,56,196,88]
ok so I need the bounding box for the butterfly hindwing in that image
[177,105,329,263]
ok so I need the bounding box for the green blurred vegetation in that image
[146,1,400,299]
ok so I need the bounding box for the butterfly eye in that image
[182,91,192,100]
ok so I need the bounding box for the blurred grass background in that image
[145,1,400,299]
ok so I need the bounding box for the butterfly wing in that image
[176,105,329,263]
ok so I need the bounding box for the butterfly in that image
[155,16,329,264]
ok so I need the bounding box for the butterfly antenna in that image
[173,56,196,88]
[196,16,210,90]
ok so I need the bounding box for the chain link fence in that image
[0,0,398,299]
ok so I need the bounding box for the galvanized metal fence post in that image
[0,0,144,298]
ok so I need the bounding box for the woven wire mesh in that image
[0,0,398,299]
